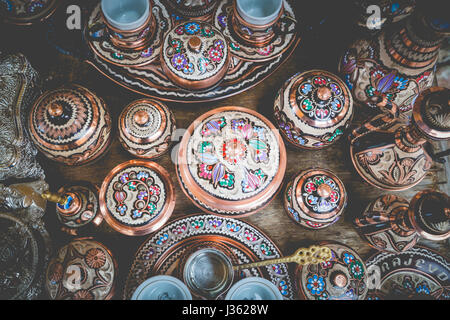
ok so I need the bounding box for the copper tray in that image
[123,214,295,299]
[84,0,301,103]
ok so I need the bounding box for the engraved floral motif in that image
[85,248,107,269]
[302,175,340,213]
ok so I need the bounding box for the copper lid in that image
[118,99,176,159]
[296,241,368,300]
[161,21,230,91]
[412,87,450,141]
[274,70,353,149]
[176,106,286,217]
[29,84,112,166]
[165,0,218,18]
[99,160,175,236]
[45,238,117,300]
[285,168,346,229]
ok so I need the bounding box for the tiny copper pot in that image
[231,1,284,48]
[100,7,155,51]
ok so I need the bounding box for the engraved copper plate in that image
[0,0,59,25]
[177,106,286,217]
[365,246,450,300]
[123,214,295,300]
[99,160,176,236]
[84,0,301,103]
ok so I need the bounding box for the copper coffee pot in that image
[354,189,450,253]
[349,87,449,191]
[42,182,102,236]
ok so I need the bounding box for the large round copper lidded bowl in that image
[28,84,112,166]
[176,106,286,217]
[161,20,230,91]
[99,160,175,236]
[274,69,353,149]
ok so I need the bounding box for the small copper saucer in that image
[99,160,176,236]
[0,0,59,25]
[213,0,300,62]
[85,1,173,68]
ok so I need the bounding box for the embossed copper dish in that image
[99,160,175,236]
[118,98,176,159]
[176,106,286,217]
[123,213,295,300]
[0,0,59,25]
[284,168,347,229]
[161,20,230,91]
[365,245,449,300]
[295,241,368,300]
[45,238,117,300]
[28,84,113,166]
[274,70,354,149]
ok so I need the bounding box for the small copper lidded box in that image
[274,69,353,149]
[284,168,347,229]
[118,98,176,159]
[177,106,286,217]
[99,160,175,236]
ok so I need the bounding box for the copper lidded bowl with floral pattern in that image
[99,160,175,236]
[295,241,368,300]
[118,99,176,159]
[176,106,286,217]
[161,20,230,91]
[28,84,113,166]
[45,238,117,300]
[274,70,353,149]
[284,168,347,230]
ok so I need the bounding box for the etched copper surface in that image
[177,106,286,217]
[99,160,175,236]
[0,0,59,25]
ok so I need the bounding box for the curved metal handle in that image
[233,245,332,271]
[41,190,69,206]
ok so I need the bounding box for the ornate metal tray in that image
[365,246,450,300]
[84,0,300,103]
[123,214,295,299]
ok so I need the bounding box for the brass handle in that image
[233,245,332,271]
[41,191,69,206]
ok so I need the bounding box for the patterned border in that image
[123,214,294,300]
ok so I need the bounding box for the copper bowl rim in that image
[1,0,59,25]
[99,159,176,236]
[176,106,286,217]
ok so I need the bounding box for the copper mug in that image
[231,0,291,47]
[90,0,155,51]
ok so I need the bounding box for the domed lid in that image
[29,84,112,165]
[118,99,176,159]
[99,160,175,236]
[408,189,450,241]
[45,238,117,300]
[296,241,368,300]
[285,70,352,128]
[161,21,230,91]
[290,168,346,221]
[176,106,286,217]
[412,87,450,140]
[165,0,218,17]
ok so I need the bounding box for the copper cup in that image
[231,0,284,47]
[99,0,155,51]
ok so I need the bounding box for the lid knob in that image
[331,271,348,288]
[317,86,332,101]
[47,103,64,117]
[317,183,332,198]
[134,110,150,126]
[188,36,202,52]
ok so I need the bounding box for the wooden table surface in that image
[1,2,448,299]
